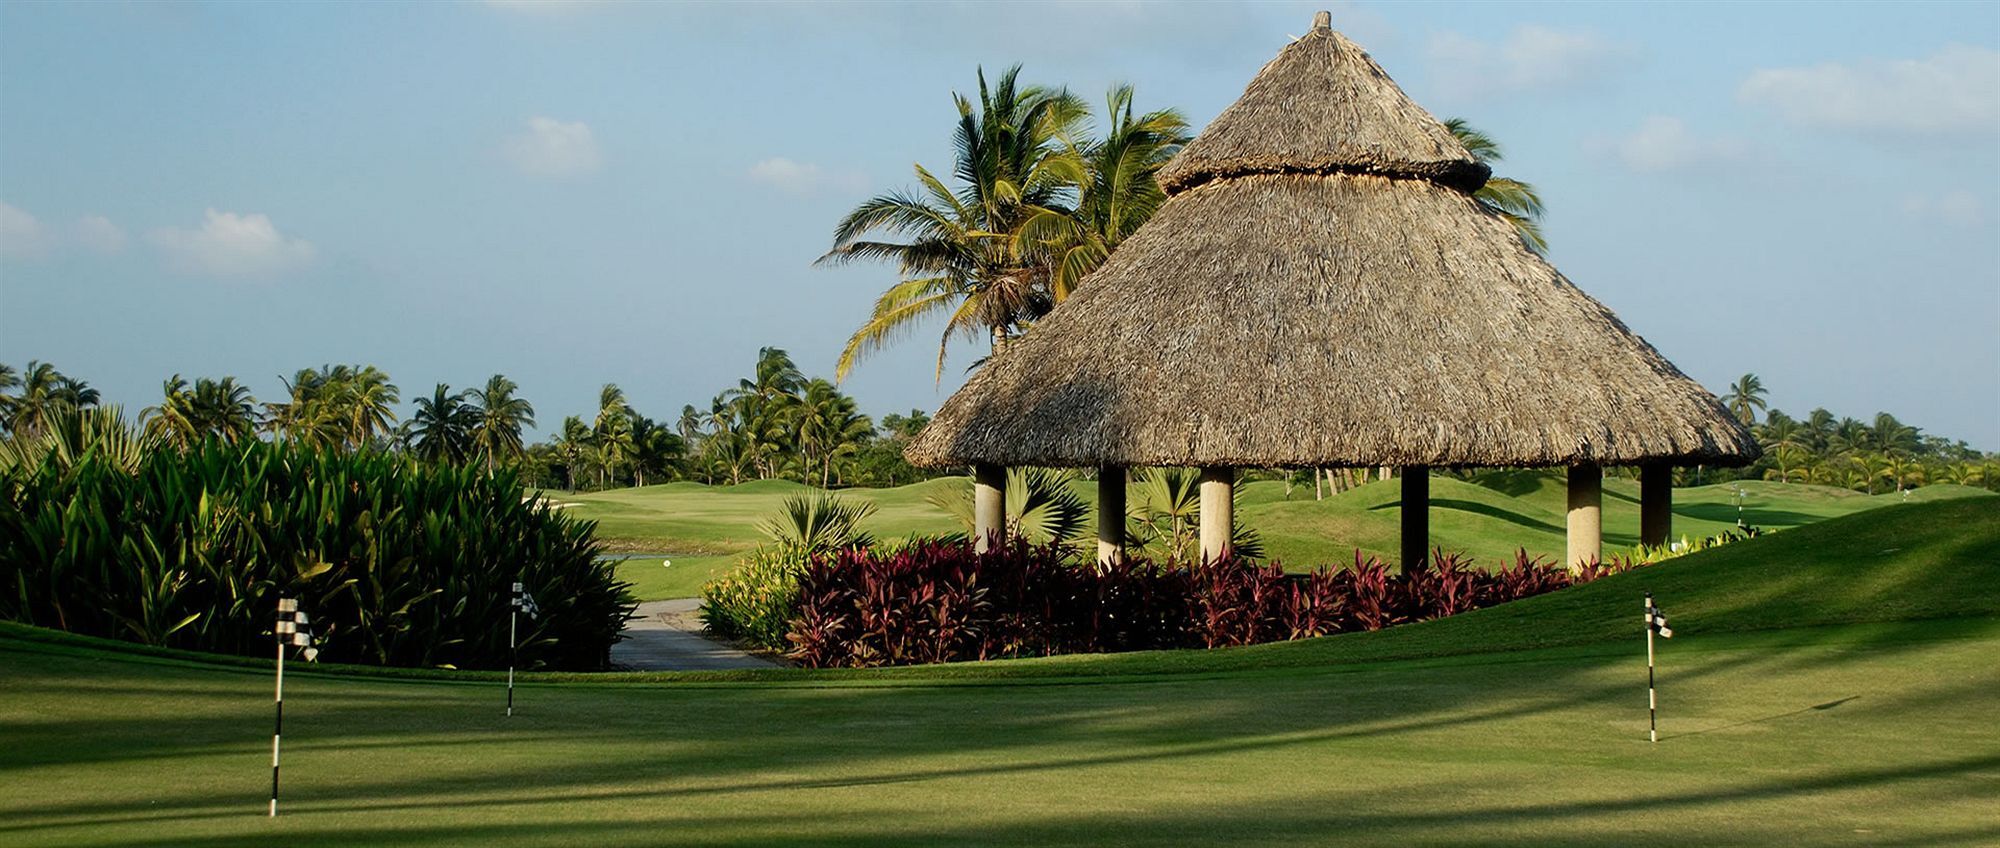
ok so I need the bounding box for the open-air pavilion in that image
[906,11,1758,571]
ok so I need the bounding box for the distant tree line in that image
[0,354,945,492]
[1704,373,1994,492]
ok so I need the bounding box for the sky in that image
[2,0,1996,448]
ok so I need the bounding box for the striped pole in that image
[1645,593,1658,743]
[271,597,290,817]
[507,594,518,717]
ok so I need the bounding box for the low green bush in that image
[699,546,811,652]
[0,437,632,670]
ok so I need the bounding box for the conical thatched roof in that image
[905,14,1756,471]
[1155,16,1489,195]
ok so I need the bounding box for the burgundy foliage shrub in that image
[786,540,1640,668]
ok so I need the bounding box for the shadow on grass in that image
[1367,498,1565,536]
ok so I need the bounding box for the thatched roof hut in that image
[905,12,1756,567]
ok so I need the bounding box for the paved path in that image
[610,599,782,671]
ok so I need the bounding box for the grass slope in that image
[2,501,1996,846]
[575,472,1991,600]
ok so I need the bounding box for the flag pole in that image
[507,600,518,717]
[1645,592,1658,744]
[271,597,287,817]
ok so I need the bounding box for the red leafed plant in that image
[784,538,1654,668]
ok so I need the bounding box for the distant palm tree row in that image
[0,355,937,493]
[820,64,1546,382]
[1717,373,1994,492]
[4,360,1990,495]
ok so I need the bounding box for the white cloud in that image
[746,157,866,196]
[1427,25,1635,98]
[1609,116,1751,172]
[73,215,127,254]
[1902,189,1984,227]
[504,116,601,177]
[148,209,316,277]
[0,201,54,260]
[1739,45,2000,137]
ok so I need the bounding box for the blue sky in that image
[3,1,1996,448]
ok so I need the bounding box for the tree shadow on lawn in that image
[71,751,2000,848]
[1,630,1952,837]
[1672,503,1830,529]
[1367,498,1565,536]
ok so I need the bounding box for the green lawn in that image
[2,500,1996,845]
[567,472,1993,601]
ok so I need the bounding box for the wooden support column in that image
[1567,463,1603,571]
[1199,467,1235,563]
[973,463,1006,553]
[1097,465,1126,566]
[1401,466,1430,573]
[1640,462,1673,549]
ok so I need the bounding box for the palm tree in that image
[1759,411,1810,483]
[592,384,632,488]
[628,414,684,487]
[821,66,1087,381]
[1720,373,1769,426]
[469,374,536,474]
[147,375,259,448]
[1871,412,1920,490]
[595,412,633,489]
[342,366,400,449]
[0,363,19,424]
[52,376,100,410]
[726,348,806,479]
[8,361,72,438]
[195,376,259,443]
[555,416,592,490]
[795,379,873,488]
[142,376,201,449]
[1805,408,1837,453]
[408,383,477,464]
[1444,119,1547,254]
[1032,85,1190,304]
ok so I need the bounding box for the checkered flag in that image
[511,582,540,620]
[1645,600,1673,639]
[276,598,319,661]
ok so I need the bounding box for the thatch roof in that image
[1156,16,1489,196]
[905,14,1756,471]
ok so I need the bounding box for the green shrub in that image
[0,438,632,670]
[757,493,876,553]
[699,545,812,651]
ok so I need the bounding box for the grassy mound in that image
[3,500,1995,846]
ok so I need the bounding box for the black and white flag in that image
[1645,600,1673,639]
[511,582,540,620]
[276,598,320,661]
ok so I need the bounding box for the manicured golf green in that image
[3,499,1996,845]
[569,472,1993,600]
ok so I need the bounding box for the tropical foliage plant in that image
[0,433,631,670]
[783,539,1647,669]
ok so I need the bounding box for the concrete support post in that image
[973,463,1006,554]
[1401,466,1430,573]
[1097,466,1126,567]
[1640,462,1673,549]
[1198,467,1235,563]
[1567,463,1603,571]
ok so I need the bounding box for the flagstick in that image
[271,601,286,817]
[507,604,517,717]
[1645,593,1658,744]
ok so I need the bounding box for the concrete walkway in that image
[610,599,782,671]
